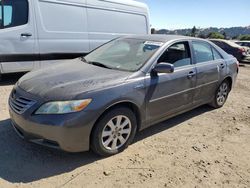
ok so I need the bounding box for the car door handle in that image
[21,33,32,37]
[187,71,196,79]
[220,63,225,69]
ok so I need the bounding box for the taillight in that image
[239,48,245,54]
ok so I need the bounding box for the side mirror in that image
[153,62,174,74]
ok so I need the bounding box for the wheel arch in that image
[223,76,233,91]
[90,100,142,144]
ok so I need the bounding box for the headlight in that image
[35,99,92,114]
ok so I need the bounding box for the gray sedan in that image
[9,35,238,156]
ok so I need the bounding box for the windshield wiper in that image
[80,57,88,63]
[81,58,114,70]
[88,61,112,69]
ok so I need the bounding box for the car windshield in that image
[84,38,163,72]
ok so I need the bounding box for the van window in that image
[192,41,214,63]
[3,6,12,27]
[0,0,28,29]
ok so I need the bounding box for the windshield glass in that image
[84,38,163,72]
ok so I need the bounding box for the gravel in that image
[0,65,249,188]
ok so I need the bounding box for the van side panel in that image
[34,0,89,56]
[86,0,149,50]
[87,8,148,50]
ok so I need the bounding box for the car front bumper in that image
[8,87,97,153]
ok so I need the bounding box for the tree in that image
[238,34,250,41]
[198,33,206,39]
[191,26,197,37]
[222,32,227,39]
[232,35,239,40]
[207,32,225,39]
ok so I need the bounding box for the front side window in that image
[0,0,28,29]
[192,41,214,63]
[84,38,162,72]
[158,42,191,68]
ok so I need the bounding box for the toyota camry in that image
[9,35,238,156]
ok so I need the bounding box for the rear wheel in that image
[210,80,230,108]
[91,107,137,157]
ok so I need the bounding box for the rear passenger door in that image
[0,0,36,73]
[192,41,222,104]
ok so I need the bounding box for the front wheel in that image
[210,80,230,108]
[91,107,137,157]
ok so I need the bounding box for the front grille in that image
[9,94,36,114]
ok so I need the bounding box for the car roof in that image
[122,34,196,42]
[237,41,250,43]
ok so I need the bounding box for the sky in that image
[137,0,250,30]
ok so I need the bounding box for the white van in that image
[0,0,149,75]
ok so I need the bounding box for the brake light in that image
[239,48,245,53]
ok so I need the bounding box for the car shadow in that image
[135,105,213,142]
[0,105,213,183]
[0,73,26,86]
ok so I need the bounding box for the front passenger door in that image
[146,41,196,124]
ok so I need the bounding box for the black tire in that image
[210,80,230,108]
[91,107,137,157]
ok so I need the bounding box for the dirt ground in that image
[0,64,249,188]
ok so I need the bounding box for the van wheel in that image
[91,107,137,157]
[210,80,230,108]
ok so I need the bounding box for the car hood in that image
[17,58,132,100]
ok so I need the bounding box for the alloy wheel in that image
[216,82,228,106]
[101,115,132,151]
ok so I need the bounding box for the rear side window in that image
[243,42,250,47]
[211,41,225,49]
[0,0,28,29]
[192,41,213,63]
[212,47,223,60]
[158,42,191,68]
